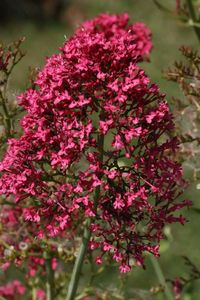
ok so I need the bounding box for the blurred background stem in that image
[186,0,200,42]
[150,256,174,300]
[45,256,55,300]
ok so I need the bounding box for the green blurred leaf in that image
[164,226,173,241]
[183,294,192,300]
[160,240,170,253]
[192,0,200,5]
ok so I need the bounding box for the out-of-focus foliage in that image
[0,0,72,22]
[0,38,25,145]
[166,46,200,181]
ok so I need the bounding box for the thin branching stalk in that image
[0,89,12,138]
[186,0,200,42]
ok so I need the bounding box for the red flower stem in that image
[66,134,104,300]
[186,0,200,42]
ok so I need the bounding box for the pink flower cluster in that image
[0,280,26,299]
[0,280,45,300]
[0,13,190,272]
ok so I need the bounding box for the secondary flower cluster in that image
[0,13,190,272]
[0,279,45,300]
[0,280,26,299]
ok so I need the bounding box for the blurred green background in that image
[0,0,200,299]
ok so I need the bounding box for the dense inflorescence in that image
[0,13,190,272]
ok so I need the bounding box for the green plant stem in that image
[150,256,173,300]
[66,133,104,300]
[32,287,37,300]
[152,0,172,13]
[66,186,101,300]
[66,220,92,300]
[45,257,55,300]
[186,0,200,42]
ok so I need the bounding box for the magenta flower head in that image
[0,13,190,272]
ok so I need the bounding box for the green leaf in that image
[160,240,170,253]
[183,293,192,300]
